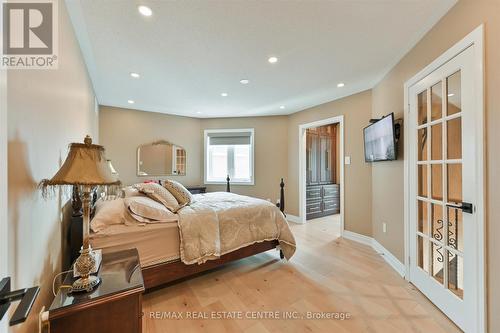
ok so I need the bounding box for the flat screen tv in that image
[363,113,397,162]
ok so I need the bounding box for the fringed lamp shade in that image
[38,135,120,293]
[39,135,120,193]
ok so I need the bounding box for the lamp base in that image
[72,275,101,293]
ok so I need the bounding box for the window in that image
[204,129,254,184]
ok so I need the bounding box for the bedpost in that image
[279,178,285,216]
[278,178,286,260]
[226,175,231,192]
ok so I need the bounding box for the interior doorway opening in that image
[298,116,344,237]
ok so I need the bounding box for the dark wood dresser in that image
[186,185,207,194]
[306,124,340,220]
[49,248,144,333]
[306,184,340,220]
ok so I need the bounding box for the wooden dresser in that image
[306,184,340,219]
[306,124,340,220]
[186,185,207,194]
[49,249,144,333]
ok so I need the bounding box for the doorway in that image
[299,116,344,235]
[404,26,485,332]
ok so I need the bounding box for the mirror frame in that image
[136,140,187,177]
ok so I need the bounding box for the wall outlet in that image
[382,223,387,233]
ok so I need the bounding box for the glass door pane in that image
[444,70,463,298]
[431,82,443,121]
[447,71,461,115]
[415,73,464,299]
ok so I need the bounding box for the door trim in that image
[0,21,8,330]
[403,25,485,332]
[298,115,345,233]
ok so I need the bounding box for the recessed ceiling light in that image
[448,93,455,97]
[279,105,285,109]
[196,111,202,114]
[221,92,228,97]
[130,72,140,78]
[127,100,135,104]
[138,5,152,16]
[240,79,249,84]
[337,82,345,88]
[268,56,278,64]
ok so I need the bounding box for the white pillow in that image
[122,186,146,198]
[124,197,178,223]
[90,198,126,233]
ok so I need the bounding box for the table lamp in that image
[39,135,120,292]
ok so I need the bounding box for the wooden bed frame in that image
[69,178,287,290]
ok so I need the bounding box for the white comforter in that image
[177,192,296,264]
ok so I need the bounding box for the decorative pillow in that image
[124,197,178,223]
[122,186,146,198]
[162,179,194,206]
[90,198,127,233]
[133,182,181,212]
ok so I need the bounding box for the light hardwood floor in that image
[143,215,461,332]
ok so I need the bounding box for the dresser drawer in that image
[306,186,322,200]
[306,200,322,214]
[323,198,340,212]
[322,184,339,197]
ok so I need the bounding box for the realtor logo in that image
[1,0,58,69]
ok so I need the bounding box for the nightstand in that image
[186,185,207,194]
[49,248,144,333]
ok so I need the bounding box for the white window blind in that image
[204,129,254,184]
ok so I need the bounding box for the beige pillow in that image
[162,179,194,206]
[90,198,127,233]
[133,182,180,212]
[122,186,146,198]
[124,197,178,223]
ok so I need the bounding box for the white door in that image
[408,45,483,332]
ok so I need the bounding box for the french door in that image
[408,44,483,332]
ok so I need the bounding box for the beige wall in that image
[201,116,288,203]
[99,106,202,186]
[99,109,289,204]
[101,94,368,227]
[288,90,372,236]
[371,0,500,330]
[6,1,98,332]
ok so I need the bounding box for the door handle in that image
[446,202,474,214]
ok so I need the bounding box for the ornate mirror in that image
[137,140,186,176]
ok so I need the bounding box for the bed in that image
[69,178,295,290]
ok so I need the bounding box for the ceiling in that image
[66,0,456,118]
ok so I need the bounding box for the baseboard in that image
[371,239,405,277]
[286,214,303,224]
[342,230,405,278]
[342,230,373,247]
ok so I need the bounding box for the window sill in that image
[204,180,254,186]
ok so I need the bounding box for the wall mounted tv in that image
[363,113,397,162]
